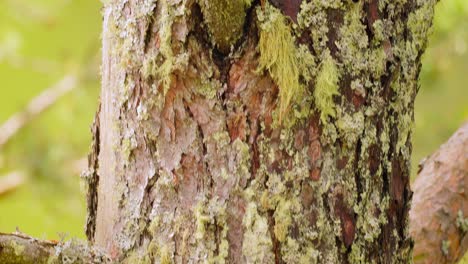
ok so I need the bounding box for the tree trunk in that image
[85,0,438,262]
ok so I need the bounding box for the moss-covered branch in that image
[0,233,109,264]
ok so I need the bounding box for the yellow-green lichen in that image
[140,0,184,96]
[297,1,342,55]
[407,1,436,53]
[232,138,251,182]
[121,129,138,165]
[368,47,387,79]
[282,238,321,264]
[156,1,175,95]
[194,199,211,240]
[122,251,151,264]
[336,111,365,147]
[242,203,274,262]
[209,217,229,264]
[142,211,180,264]
[257,4,306,122]
[314,51,339,124]
[456,210,468,233]
[273,199,292,242]
[242,187,275,262]
[336,2,368,76]
[441,239,451,256]
[10,241,25,257]
[159,245,172,264]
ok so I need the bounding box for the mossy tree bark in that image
[86,0,438,262]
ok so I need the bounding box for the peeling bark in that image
[410,123,468,264]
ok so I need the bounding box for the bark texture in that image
[410,123,468,264]
[86,0,438,262]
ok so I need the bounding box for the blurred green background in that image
[0,0,466,253]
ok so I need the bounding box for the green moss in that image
[198,0,250,53]
[314,50,339,124]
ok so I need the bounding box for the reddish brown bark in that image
[410,122,468,264]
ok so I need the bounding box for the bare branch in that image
[410,122,468,264]
[0,75,77,149]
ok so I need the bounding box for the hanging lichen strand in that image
[92,0,438,262]
[257,3,305,123]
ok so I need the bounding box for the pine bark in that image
[85,0,438,263]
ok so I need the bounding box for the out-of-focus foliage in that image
[414,0,468,177]
[0,0,466,248]
[0,0,101,239]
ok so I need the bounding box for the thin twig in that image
[0,171,25,196]
[0,75,78,149]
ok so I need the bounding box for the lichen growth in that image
[336,111,365,147]
[49,239,110,264]
[257,3,306,122]
[121,128,138,164]
[232,138,251,182]
[456,210,468,233]
[159,246,172,264]
[441,239,451,256]
[10,241,25,257]
[337,1,368,76]
[407,1,437,53]
[242,186,275,262]
[314,51,339,124]
[297,0,342,55]
[194,199,211,240]
[273,199,292,242]
[142,0,176,96]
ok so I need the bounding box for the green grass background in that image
[0,0,466,260]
